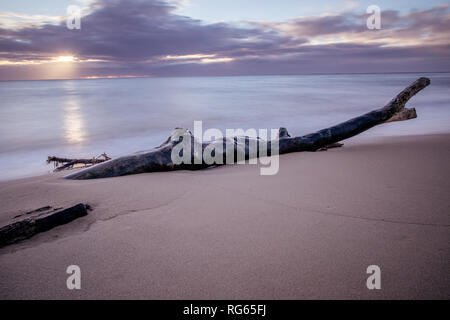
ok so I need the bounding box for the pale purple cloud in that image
[0,0,449,80]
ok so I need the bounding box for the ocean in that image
[0,73,449,181]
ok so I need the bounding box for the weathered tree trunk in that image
[64,77,430,180]
[0,204,89,247]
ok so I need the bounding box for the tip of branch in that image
[418,77,431,87]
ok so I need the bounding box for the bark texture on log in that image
[0,204,89,247]
[64,77,430,180]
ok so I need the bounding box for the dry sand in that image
[0,134,449,299]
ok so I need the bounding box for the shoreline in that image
[1,132,450,183]
[0,133,449,299]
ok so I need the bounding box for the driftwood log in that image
[64,77,430,180]
[0,204,89,247]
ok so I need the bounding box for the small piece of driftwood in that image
[319,142,344,151]
[47,153,111,172]
[0,203,90,247]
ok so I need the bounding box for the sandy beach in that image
[0,133,449,299]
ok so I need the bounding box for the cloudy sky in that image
[0,0,449,80]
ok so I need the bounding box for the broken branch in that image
[47,153,111,172]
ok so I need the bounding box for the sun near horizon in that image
[56,56,75,62]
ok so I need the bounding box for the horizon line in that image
[1,71,449,83]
